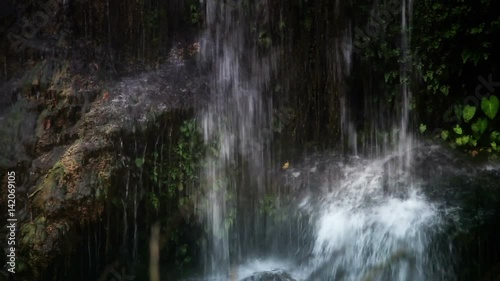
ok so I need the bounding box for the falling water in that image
[299,2,451,280]
[194,1,456,281]
[293,155,453,281]
[333,1,454,278]
[198,1,275,278]
[341,0,415,161]
[398,0,414,170]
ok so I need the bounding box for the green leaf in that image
[492,142,500,152]
[419,123,427,134]
[455,135,470,146]
[468,138,477,147]
[453,124,463,135]
[471,118,488,135]
[440,85,450,96]
[441,130,449,141]
[149,193,159,210]
[491,131,500,142]
[462,105,476,123]
[481,95,499,120]
[135,158,145,168]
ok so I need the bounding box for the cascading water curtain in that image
[300,1,456,280]
[385,0,415,193]
[341,0,416,161]
[398,0,414,170]
[197,1,276,278]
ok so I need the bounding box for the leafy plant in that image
[143,119,206,215]
[455,135,470,146]
[146,192,160,211]
[135,158,145,168]
[471,118,488,135]
[187,0,202,26]
[453,124,463,135]
[492,142,500,152]
[419,123,427,134]
[258,30,272,48]
[441,130,449,141]
[481,95,499,120]
[259,195,277,216]
[491,131,500,142]
[429,97,499,152]
[462,105,476,123]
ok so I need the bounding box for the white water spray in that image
[193,1,455,280]
[198,1,275,277]
[295,156,448,281]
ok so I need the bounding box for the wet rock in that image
[0,53,209,278]
[0,100,37,168]
[240,270,297,281]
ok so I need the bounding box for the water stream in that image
[194,1,467,281]
[2,1,500,280]
[198,0,275,277]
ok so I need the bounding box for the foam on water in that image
[236,259,293,280]
[293,156,445,281]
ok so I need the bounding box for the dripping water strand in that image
[198,0,275,278]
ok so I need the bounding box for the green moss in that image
[20,216,47,246]
[35,109,51,138]
[29,161,66,200]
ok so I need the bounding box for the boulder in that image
[240,270,297,281]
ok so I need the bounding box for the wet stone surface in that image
[240,270,297,281]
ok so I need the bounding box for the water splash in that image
[296,156,450,281]
[193,1,456,281]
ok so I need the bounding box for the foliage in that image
[419,124,427,134]
[147,119,205,211]
[409,0,500,155]
[121,119,207,270]
[441,130,449,141]
[258,30,272,49]
[187,0,202,26]
[412,0,498,95]
[174,244,192,269]
[135,158,145,168]
[462,105,476,123]
[352,0,500,155]
[259,195,278,217]
[421,95,500,155]
[481,96,499,120]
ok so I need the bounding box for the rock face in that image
[0,52,207,279]
[240,270,297,281]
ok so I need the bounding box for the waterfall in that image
[198,1,275,277]
[398,0,414,170]
[193,1,455,281]
[341,0,415,161]
[299,1,455,280]
[295,155,452,281]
